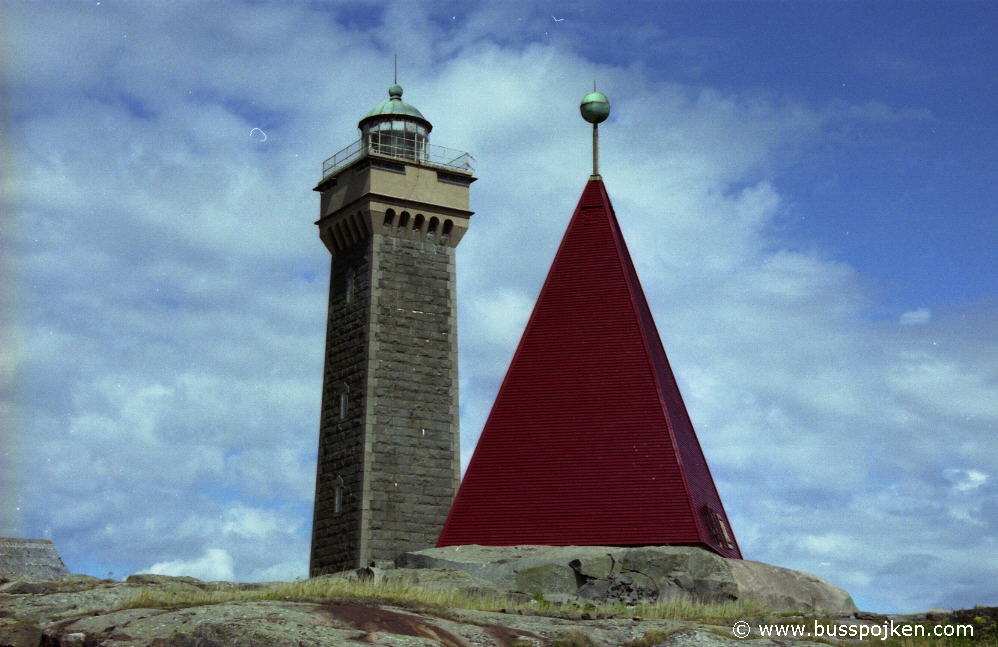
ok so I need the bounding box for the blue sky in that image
[2,0,996,613]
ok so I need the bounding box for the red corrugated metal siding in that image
[604,183,743,560]
[438,180,741,557]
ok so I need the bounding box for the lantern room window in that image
[363,119,428,162]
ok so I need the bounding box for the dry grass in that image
[118,575,771,622]
[123,587,266,609]
[121,577,504,614]
[579,596,768,622]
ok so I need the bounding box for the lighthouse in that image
[309,82,475,575]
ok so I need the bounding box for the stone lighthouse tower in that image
[309,83,475,575]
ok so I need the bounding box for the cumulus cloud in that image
[247,559,309,583]
[221,504,300,541]
[143,548,235,582]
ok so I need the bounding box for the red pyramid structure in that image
[437,179,742,558]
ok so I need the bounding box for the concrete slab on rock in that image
[396,545,857,614]
[0,537,70,581]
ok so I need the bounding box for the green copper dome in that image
[359,84,432,131]
[580,91,610,124]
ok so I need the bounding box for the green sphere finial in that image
[388,83,403,100]
[580,91,610,124]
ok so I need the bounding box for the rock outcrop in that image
[0,573,855,647]
[0,572,985,647]
[396,545,857,614]
[0,538,69,581]
[0,543,865,645]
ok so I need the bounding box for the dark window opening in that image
[339,390,349,420]
[334,479,343,514]
[345,267,355,303]
[702,506,735,550]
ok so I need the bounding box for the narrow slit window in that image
[339,390,348,419]
[334,483,343,514]
[345,268,355,303]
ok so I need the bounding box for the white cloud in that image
[900,307,932,325]
[943,468,989,492]
[142,548,234,581]
[800,532,863,556]
[247,558,309,583]
[221,504,300,541]
[888,353,998,420]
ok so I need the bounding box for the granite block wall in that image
[310,239,371,576]
[364,233,459,564]
[310,228,459,575]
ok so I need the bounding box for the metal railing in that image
[321,134,474,178]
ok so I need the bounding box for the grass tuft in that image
[623,629,674,647]
[552,629,597,647]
